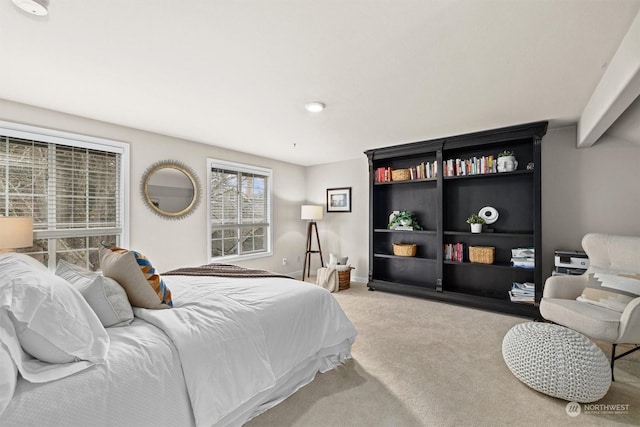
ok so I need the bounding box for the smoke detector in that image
[12,0,49,16]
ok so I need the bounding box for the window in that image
[208,159,272,261]
[0,121,129,270]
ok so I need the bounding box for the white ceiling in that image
[1,0,639,166]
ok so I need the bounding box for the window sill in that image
[209,251,273,264]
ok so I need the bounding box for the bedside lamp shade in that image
[0,217,34,251]
[301,205,323,221]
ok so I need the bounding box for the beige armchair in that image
[540,233,640,380]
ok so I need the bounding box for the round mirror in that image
[141,161,200,219]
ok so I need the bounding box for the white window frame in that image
[207,158,273,262]
[0,120,130,269]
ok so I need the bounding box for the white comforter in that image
[135,275,357,427]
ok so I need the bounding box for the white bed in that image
[0,254,357,427]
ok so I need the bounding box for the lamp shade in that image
[301,205,323,221]
[0,217,34,250]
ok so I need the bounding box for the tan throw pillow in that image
[577,273,640,312]
[99,246,172,309]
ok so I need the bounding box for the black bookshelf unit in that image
[365,122,547,317]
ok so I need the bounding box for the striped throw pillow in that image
[99,246,172,309]
[577,273,640,312]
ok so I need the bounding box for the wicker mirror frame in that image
[141,160,200,220]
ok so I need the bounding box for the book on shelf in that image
[375,161,438,183]
[511,257,534,269]
[442,155,497,177]
[509,281,535,304]
[444,242,466,262]
[375,167,392,183]
[391,225,414,231]
[511,247,534,269]
[512,247,534,258]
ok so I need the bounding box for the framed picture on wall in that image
[326,187,352,213]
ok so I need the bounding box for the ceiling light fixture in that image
[304,102,325,113]
[12,0,49,16]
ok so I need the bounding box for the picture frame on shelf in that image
[327,187,352,213]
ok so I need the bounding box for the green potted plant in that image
[497,150,518,173]
[388,210,422,230]
[466,214,485,233]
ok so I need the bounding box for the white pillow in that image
[55,260,134,328]
[329,253,349,266]
[0,343,17,415]
[0,253,109,383]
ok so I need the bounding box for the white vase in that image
[497,156,518,172]
[470,223,482,233]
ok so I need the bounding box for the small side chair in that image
[540,233,640,380]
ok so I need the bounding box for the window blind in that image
[208,159,271,260]
[0,123,128,270]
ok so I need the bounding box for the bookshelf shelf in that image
[374,253,437,262]
[375,229,437,235]
[443,260,532,271]
[444,231,533,238]
[365,122,547,317]
[443,169,533,181]
[374,177,437,185]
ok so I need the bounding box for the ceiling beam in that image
[577,11,640,148]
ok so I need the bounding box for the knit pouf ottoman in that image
[502,322,611,403]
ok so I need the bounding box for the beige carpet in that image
[247,282,640,427]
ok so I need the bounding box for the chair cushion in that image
[540,298,620,342]
[582,233,640,275]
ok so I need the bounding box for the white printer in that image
[553,250,589,276]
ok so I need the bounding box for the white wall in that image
[541,125,640,277]
[305,158,369,282]
[0,99,308,274]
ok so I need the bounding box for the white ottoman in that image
[502,322,611,403]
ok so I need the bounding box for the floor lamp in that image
[301,205,324,279]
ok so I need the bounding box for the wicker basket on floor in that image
[469,246,495,264]
[338,267,354,291]
[391,168,410,181]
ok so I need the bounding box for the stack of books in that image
[375,161,438,183]
[509,282,535,304]
[511,247,534,269]
[442,155,497,177]
[409,161,438,180]
[444,242,466,262]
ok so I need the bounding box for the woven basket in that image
[338,267,354,291]
[391,169,410,181]
[393,243,417,257]
[469,246,495,264]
